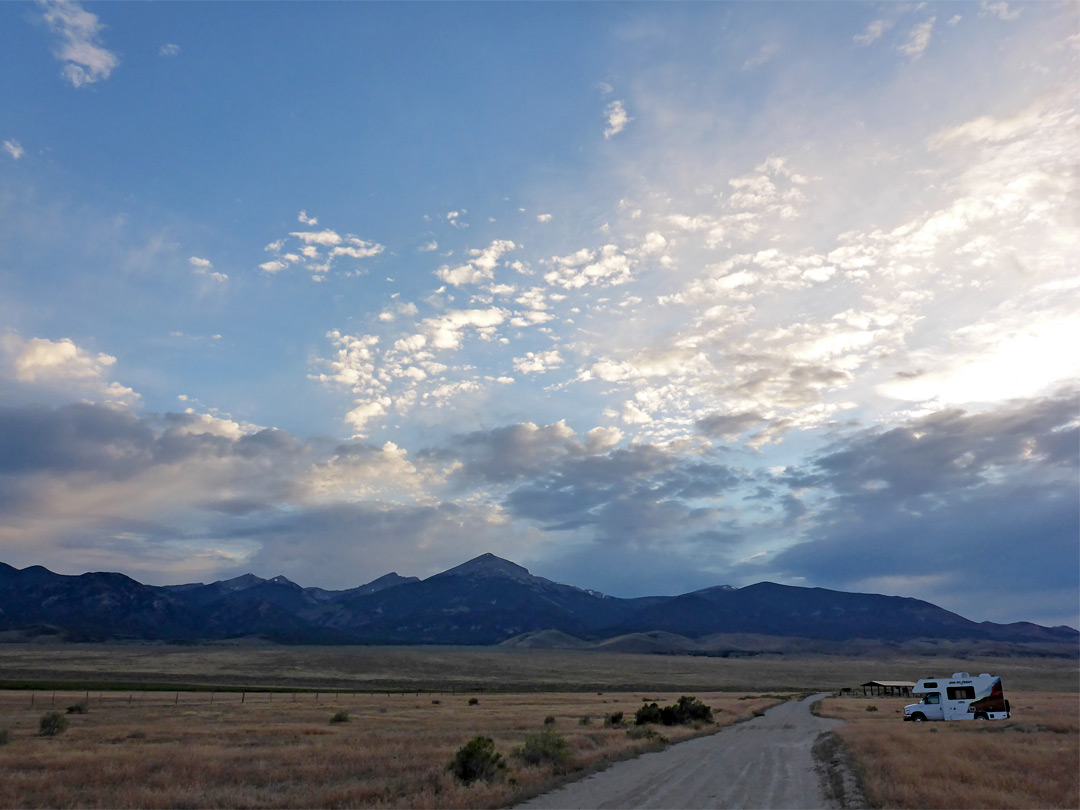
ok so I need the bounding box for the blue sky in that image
[1,1,1077,629]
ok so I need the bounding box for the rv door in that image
[920,692,944,721]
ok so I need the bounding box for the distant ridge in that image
[0,554,1075,656]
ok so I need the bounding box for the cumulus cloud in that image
[435,239,516,286]
[189,256,227,283]
[38,0,120,87]
[3,139,24,160]
[1,334,138,406]
[604,100,631,139]
[260,216,385,278]
[159,43,180,57]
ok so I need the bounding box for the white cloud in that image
[3,139,24,160]
[189,256,227,282]
[513,350,564,375]
[298,210,318,225]
[604,100,631,139]
[419,240,439,252]
[854,19,893,46]
[545,244,634,289]
[536,214,553,223]
[742,43,778,71]
[290,229,343,246]
[898,17,936,59]
[980,2,1021,21]
[436,239,516,286]
[39,0,120,88]
[159,43,180,57]
[1,334,138,405]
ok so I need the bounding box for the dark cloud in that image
[765,391,1079,626]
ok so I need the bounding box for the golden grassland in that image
[1,642,1077,692]
[817,691,1080,809]
[0,688,781,809]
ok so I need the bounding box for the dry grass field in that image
[0,644,1076,808]
[0,688,781,809]
[817,692,1080,809]
[1,643,1076,692]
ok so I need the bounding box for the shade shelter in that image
[861,680,915,697]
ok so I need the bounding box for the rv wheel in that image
[973,713,988,721]
[911,713,926,722]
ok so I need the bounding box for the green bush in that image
[39,712,68,737]
[635,702,663,725]
[604,710,624,727]
[636,696,713,726]
[66,701,88,714]
[329,710,350,724]
[467,697,479,706]
[579,715,592,726]
[866,705,878,712]
[447,736,505,785]
[512,728,571,769]
[543,715,556,725]
[0,728,10,746]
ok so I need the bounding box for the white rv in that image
[903,672,1010,722]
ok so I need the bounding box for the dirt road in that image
[517,693,846,810]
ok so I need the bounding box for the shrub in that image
[39,712,68,737]
[330,710,350,724]
[447,736,505,785]
[635,702,662,725]
[579,715,592,726]
[637,696,713,726]
[543,715,556,725]
[626,725,666,742]
[866,705,879,712]
[66,701,88,714]
[468,697,479,706]
[432,699,441,705]
[512,728,571,770]
[604,711,624,727]
[0,728,10,746]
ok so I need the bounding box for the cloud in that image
[159,43,180,57]
[3,140,24,160]
[898,17,935,59]
[1,334,139,406]
[189,256,227,283]
[513,349,564,375]
[536,214,553,223]
[766,391,1078,625]
[854,19,893,46]
[604,100,631,139]
[980,2,1021,22]
[261,219,385,279]
[435,239,516,286]
[742,43,778,71]
[38,0,120,87]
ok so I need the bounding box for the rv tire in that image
[973,713,988,720]
[911,713,926,722]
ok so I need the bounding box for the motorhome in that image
[903,672,1010,721]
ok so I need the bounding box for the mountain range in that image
[1,554,1076,656]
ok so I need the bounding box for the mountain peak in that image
[433,553,536,582]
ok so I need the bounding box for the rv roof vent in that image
[979,673,990,678]
[952,672,969,678]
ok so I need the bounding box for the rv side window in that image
[922,682,938,689]
[924,693,940,705]
[947,687,976,701]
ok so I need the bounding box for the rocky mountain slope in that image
[0,555,1075,654]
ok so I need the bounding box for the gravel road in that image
[517,693,845,810]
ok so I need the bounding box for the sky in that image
[1,1,1077,630]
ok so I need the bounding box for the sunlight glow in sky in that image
[1,1,1077,628]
